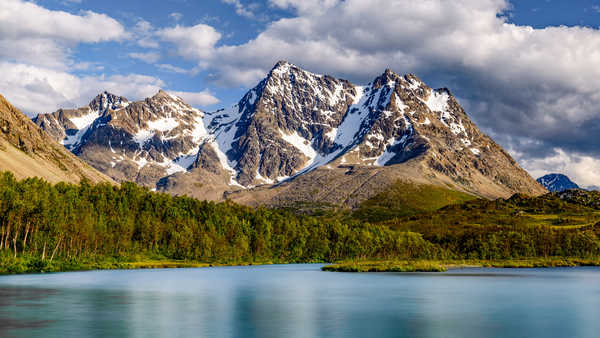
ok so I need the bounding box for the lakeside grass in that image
[3,256,600,275]
[0,255,277,275]
[321,258,600,272]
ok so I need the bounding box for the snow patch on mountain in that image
[133,129,154,147]
[147,117,180,132]
[424,89,449,112]
[279,129,317,162]
[332,86,367,148]
[376,138,402,166]
[69,110,101,130]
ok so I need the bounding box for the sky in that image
[2,0,600,188]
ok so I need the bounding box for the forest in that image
[0,172,440,273]
[1,172,600,274]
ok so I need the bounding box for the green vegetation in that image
[382,194,600,260]
[0,172,440,274]
[351,181,476,222]
[322,260,448,272]
[1,172,600,274]
[322,257,600,272]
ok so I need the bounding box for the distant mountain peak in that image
[273,59,291,68]
[537,173,579,192]
[89,91,128,112]
[152,89,176,100]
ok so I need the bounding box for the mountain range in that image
[0,94,111,184]
[32,61,546,206]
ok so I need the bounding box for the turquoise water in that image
[0,264,599,337]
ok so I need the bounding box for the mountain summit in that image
[34,62,546,206]
[537,173,580,192]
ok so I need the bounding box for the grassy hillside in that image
[351,181,476,222]
[323,189,600,272]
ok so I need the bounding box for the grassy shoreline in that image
[3,257,600,275]
[321,258,600,272]
[0,256,282,275]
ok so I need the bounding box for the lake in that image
[0,264,599,337]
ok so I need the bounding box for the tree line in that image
[0,172,440,268]
[2,171,600,274]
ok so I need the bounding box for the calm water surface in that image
[0,264,599,338]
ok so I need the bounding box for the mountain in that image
[0,94,111,184]
[34,90,215,189]
[537,173,580,192]
[207,61,546,205]
[34,61,546,206]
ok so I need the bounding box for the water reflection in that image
[0,265,599,338]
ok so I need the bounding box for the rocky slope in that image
[537,173,580,192]
[0,94,112,184]
[34,90,213,188]
[34,61,546,205]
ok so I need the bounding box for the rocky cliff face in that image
[34,61,546,204]
[202,61,358,187]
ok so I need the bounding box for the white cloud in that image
[133,19,159,48]
[0,0,126,43]
[221,0,263,20]
[157,24,221,60]
[0,61,166,114]
[268,0,340,15]
[0,1,171,115]
[169,12,183,21]
[0,60,218,114]
[157,64,189,74]
[0,62,81,113]
[128,52,161,64]
[0,0,127,70]
[169,90,220,106]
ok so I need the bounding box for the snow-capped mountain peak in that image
[89,91,129,112]
[537,173,580,192]
[34,89,208,185]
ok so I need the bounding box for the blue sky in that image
[509,0,600,27]
[39,0,297,109]
[3,0,600,186]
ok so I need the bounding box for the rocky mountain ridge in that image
[35,90,207,187]
[0,93,112,184]
[34,61,546,205]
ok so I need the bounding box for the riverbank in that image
[321,258,600,272]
